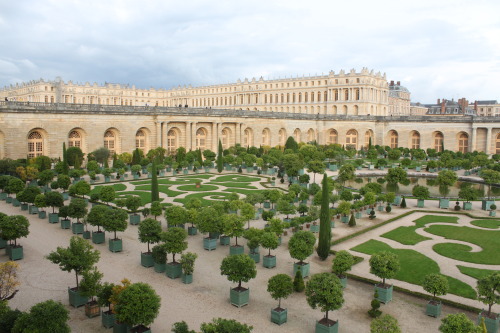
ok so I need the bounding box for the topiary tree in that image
[45,191,64,213]
[288,230,316,265]
[220,254,257,290]
[267,274,293,309]
[150,200,163,220]
[370,314,401,333]
[68,198,87,224]
[217,140,223,173]
[165,205,187,227]
[439,313,482,333]
[5,177,24,198]
[46,236,100,289]
[423,273,449,301]
[102,208,128,240]
[138,218,162,253]
[476,272,500,317]
[260,231,279,257]
[369,251,400,287]
[151,161,160,203]
[293,270,305,292]
[57,174,71,193]
[348,213,356,227]
[200,318,253,333]
[332,250,354,279]
[114,282,161,330]
[180,252,198,276]
[87,204,109,232]
[317,173,331,260]
[12,300,70,333]
[172,321,196,333]
[0,215,30,247]
[126,195,142,216]
[97,281,116,314]
[79,266,103,304]
[305,272,344,325]
[222,214,245,246]
[162,227,188,263]
[98,186,116,205]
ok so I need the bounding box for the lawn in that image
[381,215,459,245]
[177,184,220,192]
[114,191,164,206]
[207,182,258,189]
[470,219,500,229]
[174,192,233,206]
[131,178,199,185]
[134,185,184,197]
[457,266,500,280]
[351,239,476,299]
[426,225,500,264]
[175,174,214,179]
[90,183,127,194]
[212,175,261,182]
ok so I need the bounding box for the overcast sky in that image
[0,0,499,103]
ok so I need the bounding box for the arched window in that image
[344,90,349,100]
[327,129,338,144]
[294,129,301,143]
[458,133,469,153]
[434,132,444,152]
[104,130,116,156]
[167,129,178,153]
[244,129,253,147]
[196,128,207,150]
[346,130,357,150]
[68,130,81,148]
[411,131,420,149]
[136,130,146,150]
[221,128,230,149]
[496,133,500,154]
[28,131,43,158]
[307,129,315,142]
[278,129,287,146]
[324,91,327,101]
[262,128,271,146]
[389,130,398,149]
[365,131,372,148]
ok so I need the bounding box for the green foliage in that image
[368,297,382,318]
[439,313,482,333]
[5,177,24,195]
[99,186,116,203]
[87,204,109,232]
[200,318,253,333]
[423,273,449,299]
[217,140,223,173]
[332,250,355,277]
[79,267,103,301]
[17,186,41,204]
[293,269,305,292]
[0,215,30,246]
[400,196,406,208]
[370,314,401,333]
[12,300,70,333]
[260,231,279,256]
[220,254,257,288]
[385,167,408,184]
[150,201,163,219]
[165,205,187,226]
[180,252,198,275]
[348,213,356,227]
[412,185,430,200]
[125,195,142,213]
[476,272,500,315]
[68,198,87,223]
[97,282,115,310]
[369,251,400,286]
[305,273,344,320]
[138,218,162,252]
[162,227,188,262]
[267,274,294,308]
[151,161,160,202]
[46,236,100,289]
[172,321,196,333]
[222,214,245,246]
[288,230,316,263]
[317,173,331,260]
[115,282,161,327]
[102,208,128,239]
[0,301,22,333]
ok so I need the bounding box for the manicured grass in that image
[131,178,198,185]
[176,174,214,179]
[381,214,459,245]
[351,239,476,299]
[212,175,261,182]
[177,184,219,192]
[134,185,184,197]
[115,191,164,206]
[470,219,500,229]
[174,192,233,206]
[427,225,500,264]
[207,182,257,189]
[90,183,127,194]
[457,265,500,280]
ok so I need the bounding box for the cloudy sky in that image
[0,0,499,103]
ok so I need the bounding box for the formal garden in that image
[0,138,499,332]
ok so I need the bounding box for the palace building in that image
[0,68,499,160]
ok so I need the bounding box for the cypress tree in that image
[348,213,356,227]
[369,136,372,149]
[151,161,160,202]
[62,142,69,175]
[316,173,331,260]
[197,148,203,165]
[217,139,223,173]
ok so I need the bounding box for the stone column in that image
[486,127,492,155]
[186,122,192,151]
[191,122,197,151]
[212,122,217,151]
[235,122,241,145]
[155,121,161,148]
[163,122,168,149]
[471,127,477,152]
[160,122,164,148]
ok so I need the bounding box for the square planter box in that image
[482,200,495,211]
[82,231,91,239]
[490,211,497,217]
[463,202,472,210]
[72,222,84,235]
[439,198,450,209]
[415,166,421,171]
[85,301,101,318]
[310,224,319,233]
[375,284,393,304]
[113,321,131,333]
[203,237,217,251]
[29,205,39,214]
[141,252,154,267]
[417,199,425,208]
[188,226,198,235]
[340,216,349,223]
[38,211,47,219]
[477,312,500,333]
[109,238,123,253]
[21,203,29,211]
[182,273,193,284]
[355,212,362,219]
[229,245,244,255]
[92,231,105,244]
[68,288,89,308]
[339,276,347,288]
[0,192,7,200]
[0,238,6,249]
[129,214,141,225]
[263,202,271,209]
[426,301,442,317]
[62,192,69,200]
[208,232,220,239]
[60,219,71,229]
[12,198,20,207]
[101,310,115,328]
[263,255,276,268]
[271,308,287,325]
[249,252,260,263]
[315,319,339,333]
[6,197,13,203]
[220,236,230,246]
[166,262,182,279]
[9,246,23,260]
[293,262,310,278]
[154,262,166,273]
[130,325,151,333]
[230,287,249,308]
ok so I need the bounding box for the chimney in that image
[474,101,478,110]
[437,99,441,104]
[397,81,400,86]
[441,100,446,114]
[390,81,394,86]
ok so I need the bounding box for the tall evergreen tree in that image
[316,173,331,260]
[151,161,160,202]
[369,137,372,149]
[284,136,298,152]
[217,139,223,173]
[197,149,203,165]
[62,142,69,175]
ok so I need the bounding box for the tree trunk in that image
[75,271,79,289]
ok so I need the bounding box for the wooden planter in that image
[112,321,131,333]
[0,238,6,249]
[315,318,339,333]
[9,245,23,261]
[375,284,393,304]
[82,231,91,239]
[165,262,182,279]
[417,199,425,208]
[220,235,230,246]
[129,214,140,225]
[21,203,28,211]
[101,310,115,328]
[230,287,249,308]
[203,237,217,251]
[92,231,105,244]
[490,211,497,217]
[109,238,123,253]
[425,300,442,317]
[462,202,472,210]
[72,222,84,235]
[29,205,39,214]
[130,325,151,333]
[38,210,47,219]
[68,287,89,308]
[263,255,276,268]
[85,301,101,318]
[154,262,166,273]
[293,262,310,278]
[141,252,154,268]
[188,226,198,235]
[181,273,193,284]
[271,308,288,325]
[249,252,260,263]
[477,312,499,333]
[60,219,71,229]
[229,245,244,255]
[439,198,449,209]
